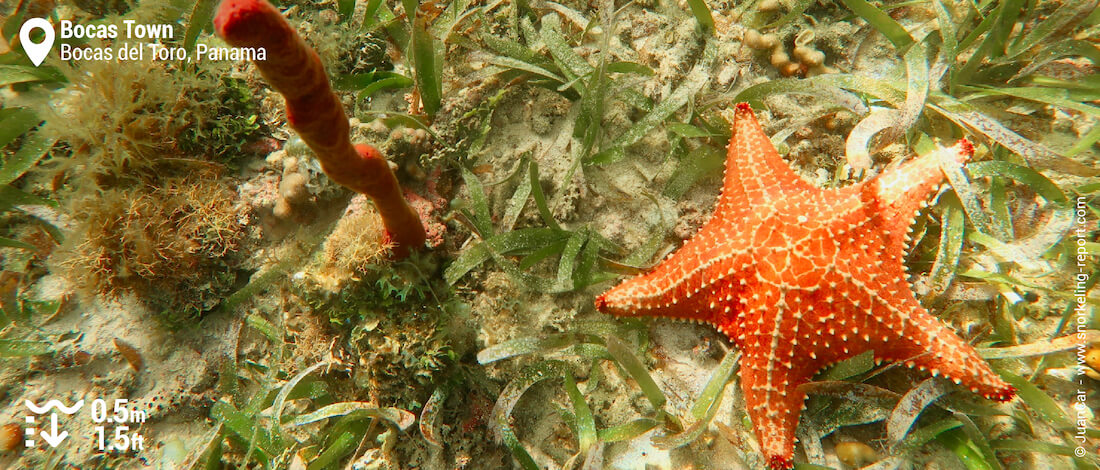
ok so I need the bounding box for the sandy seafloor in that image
[0,0,1098,469]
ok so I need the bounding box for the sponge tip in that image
[214,0,281,47]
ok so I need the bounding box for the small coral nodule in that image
[213,0,426,259]
[0,423,20,452]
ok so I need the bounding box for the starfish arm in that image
[593,269,726,323]
[739,348,806,470]
[883,303,1016,401]
[594,231,753,327]
[715,103,814,221]
[868,139,973,249]
[832,248,1017,402]
[735,288,827,469]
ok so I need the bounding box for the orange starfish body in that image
[594,103,1015,468]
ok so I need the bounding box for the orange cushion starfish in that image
[595,103,1015,469]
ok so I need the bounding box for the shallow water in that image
[0,0,1097,469]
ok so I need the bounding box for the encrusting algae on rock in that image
[51,173,246,324]
[305,194,392,292]
[42,51,263,180]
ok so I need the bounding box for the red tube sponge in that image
[214,0,426,258]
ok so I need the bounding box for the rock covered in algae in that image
[49,174,247,324]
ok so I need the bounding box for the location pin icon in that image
[19,18,55,67]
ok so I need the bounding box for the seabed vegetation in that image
[0,0,1097,469]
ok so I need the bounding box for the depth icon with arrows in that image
[24,399,84,448]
